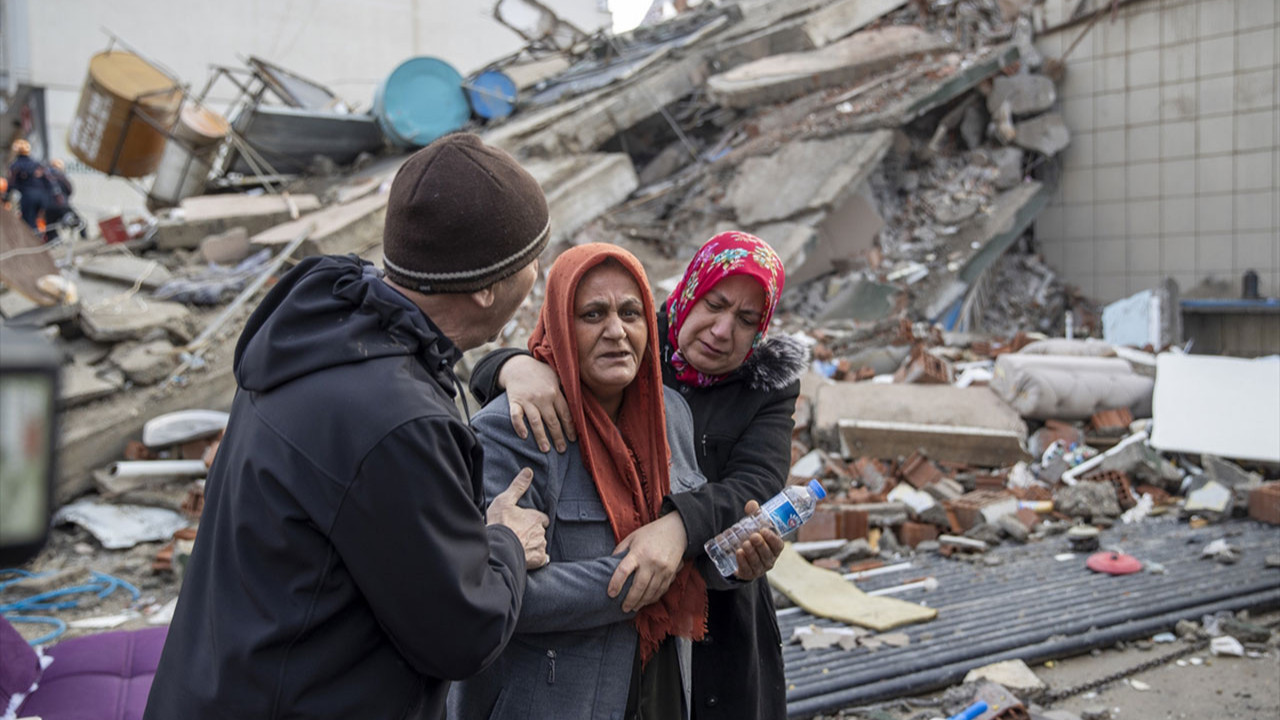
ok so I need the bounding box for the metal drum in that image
[465,69,518,120]
[373,57,470,148]
[148,103,230,208]
[67,51,183,178]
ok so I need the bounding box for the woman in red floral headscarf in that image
[471,231,807,720]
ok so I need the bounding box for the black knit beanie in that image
[382,133,550,293]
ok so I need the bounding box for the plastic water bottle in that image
[704,479,827,577]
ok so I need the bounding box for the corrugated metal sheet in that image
[779,516,1280,718]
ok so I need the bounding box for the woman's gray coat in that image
[447,387,727,720]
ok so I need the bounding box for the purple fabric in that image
[18,626,167,720]
[0,615,42,710]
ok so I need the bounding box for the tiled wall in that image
[1033,0,1278,303]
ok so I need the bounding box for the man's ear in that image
[470,286,496,309]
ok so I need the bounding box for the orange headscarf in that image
[528,243,707,663]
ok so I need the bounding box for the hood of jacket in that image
[234,254,462,394]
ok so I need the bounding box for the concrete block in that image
[251,193,388,258]
[726,130,893,226]
[814,383,1030,466]
[108,339,178,386]
[199,227,252,265]
[61,364,124,407]
[76,254,172,290]
[802,0,908,47]
[157,194,321,250]
[1014,113,1071,156]
[707,26,951,109]
[80,298,190,343]
[987,73,1057,117]
[524,153,639,243]
[991,147,1025,189]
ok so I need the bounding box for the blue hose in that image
[0,568,143,645]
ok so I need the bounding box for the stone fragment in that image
[987,73,1057,117]
[1055,481,1122,519]
[108,339,177,386]
[991,147,1025,189]
[1014,112,1071,156]
[199,226,252,264]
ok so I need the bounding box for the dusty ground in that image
[817,610,1280,720]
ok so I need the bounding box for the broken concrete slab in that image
[1014,112,1071,156]
[802,0,909,47]
[727,130,893,226]
[987,73,1057,117]
[80,297,190,343]
[156,193,321,250]
[990,353,1155,421]
[76,253,172,290]
[1149,354,1280,463]
[816,277,905,323]
[789,185,886,286]
[251,193,388,257]
[990,147,1025,189]
[848,44,1021,131]
[708,26,951,109]
[753,222,820,284]
[816,383,1030,466]
[61,363,125,407]
[108,339,178,386]
[524,153,640,244]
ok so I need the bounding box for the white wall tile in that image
[1126,126,1161,162]
[1197,154,1235,193]
[1235,233,1277,272]
[1159,121,1197,159]
[1099,14,1128,55]
[1234,151,1274,193]
[1197,234,1236,273]
[1127,162,1163,199]
[1065,204,1095,238]
[1128,236,1162,272]
[1094,129,1126,165]
[1236,110,1276,152]
[1160,158,1197,196]
[1237,28,1277,73]
[1095,274,1130,302]
[1096,166,1128,199]
[1062,59,1096,98]
[1236,0,1276,29]
[1160,81,1198,122]
[1063,241,1096,277]
[1197,0,1237,37]
[1038,205,1064,238]
[1128,272,1163,294]
[1162,235,1198,273]
[1197,194,1234,233]
[1127,87,1163,126]
[1235,69,1277,112]
[1095,91,1127,130]
[1161,198,1196,234]
[1063,169,1095,205]
[1128,47,1162,87]
[1197,115,1236,156]
[1064,131,1095,170]
[1162,0,1198,45]
[1235,190,1275,230]
[1063,94,1095,131]
[1040,237,1066,272]
[1127,199,1162,236]
[1096,202,1127,237]
[1127,7,1162,51]
[1160,43,1197,84]
[1198,74,1236,116]
[1096,54,1128,93]
[1197,35,1236,77]
[1097,238,1129,271]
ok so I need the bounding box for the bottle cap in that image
[807,479,827,499]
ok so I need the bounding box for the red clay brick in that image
[1088,407,1133,436]
[946,489,1016,531]
[797,507,839,542]
[898,521,940,548]
[1248,482,1280,525]
[899,451,944,489]
[1083,469,1137,509]
[813,557,843,571]
[837,508,870,540]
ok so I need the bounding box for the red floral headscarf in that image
[664,231,785,387]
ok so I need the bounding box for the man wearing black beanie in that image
[146,133,552,720]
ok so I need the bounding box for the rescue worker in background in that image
[43,158,81,240]
[4,139,51,234]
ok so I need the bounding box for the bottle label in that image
[763,495,802,533]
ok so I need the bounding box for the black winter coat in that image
[471,309,806,720]
[145,256,528,720]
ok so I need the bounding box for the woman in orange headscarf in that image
[449,243,727,720]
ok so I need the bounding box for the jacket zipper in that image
[700,433,708,459]
[546,649,556,684]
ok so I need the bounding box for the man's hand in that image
[486,468,550,570]
[608,512,687,612]
[732,500,784,581]
[499,355,576,453]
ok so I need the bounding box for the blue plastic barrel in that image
[373,57,471,148]
[465,70,518,120]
